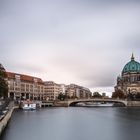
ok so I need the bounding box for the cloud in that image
[0,0,140,92]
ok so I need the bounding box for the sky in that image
[0,0,140,95]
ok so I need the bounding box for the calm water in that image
[1,107,140,140]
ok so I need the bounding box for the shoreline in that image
[0,106,18,136]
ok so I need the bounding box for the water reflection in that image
[1,107,140,140]
[76,102,114,107]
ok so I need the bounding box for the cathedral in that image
[115,54,140,99]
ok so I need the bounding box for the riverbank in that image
[0,102,18,136]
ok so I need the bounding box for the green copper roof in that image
[122,54,140,74]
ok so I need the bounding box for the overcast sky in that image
[0,0,140,94]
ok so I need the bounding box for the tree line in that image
[0,64,8,99]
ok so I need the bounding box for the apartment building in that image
[65,84,92,99]
[6,71,91,101]
[7,72,46,100]
[44,81,61,100]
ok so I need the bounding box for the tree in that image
[58,93,67,101]
[0,63,8,98]
[112,89,125,99]
[92,92,102,98]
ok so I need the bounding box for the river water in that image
[1,107,140,140]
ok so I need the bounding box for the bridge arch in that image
[68,99,127,107]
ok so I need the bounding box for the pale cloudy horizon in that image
[0,0,140,95]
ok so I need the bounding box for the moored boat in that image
[21,100,37,110]
[22,103,36,110]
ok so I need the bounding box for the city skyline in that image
[0,0,140,95]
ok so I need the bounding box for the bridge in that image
[65,98,128,106]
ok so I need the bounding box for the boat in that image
[22,103,36,110]
[21,100,36,110]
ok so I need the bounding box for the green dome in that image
[122,54,140,74]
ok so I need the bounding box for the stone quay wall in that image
[0,108,13,135]
[0,107,14,135]
[0,101,17,136]
[127,101,140,107]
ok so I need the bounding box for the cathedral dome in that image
[122,54,140,74]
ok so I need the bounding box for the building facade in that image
[7,72,46,100]
[65,84,92,99]
[5,71,92,101]
[44,81,61,100]
[7,72,63,101]
[115,54,140,99]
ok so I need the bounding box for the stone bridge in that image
[66,98,128,106]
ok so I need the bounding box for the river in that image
[1,107,140,140]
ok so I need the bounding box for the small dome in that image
[122,54,140,74]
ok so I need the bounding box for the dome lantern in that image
[131,53,135,61]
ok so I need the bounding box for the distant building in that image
[44,81,61,100]
[7,72,46,100]
[65,84,91,99]
[102,93,106,97]
[5,70,92,101]
[7,72,63,101]
[115,54,140,98]
[59,84,66,94]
